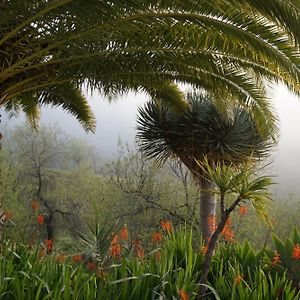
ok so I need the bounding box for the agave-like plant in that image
[136,92,277,241]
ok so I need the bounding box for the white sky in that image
[2,84,300,197]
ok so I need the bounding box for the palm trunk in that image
[199,177,216,243]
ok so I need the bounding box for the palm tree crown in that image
[1,0,300,130]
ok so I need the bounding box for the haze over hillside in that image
[2,84,300,198]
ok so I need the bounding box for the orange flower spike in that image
[221,218,235,242]
[154,251,161,261]
[54,254,66,263]
[39,248,46,259]
[31,200,39,210]
[238,206,248,216]
[178,289,189,300]
[201,245,208,254]
[136,247,145,259]
[72,255,83,263]
[86,262,97,271]
[37,215,44,225]
[207,215,217,233]
[119,226,128,241]
[271,251,281,266]
[111,234,118,244]
[152,231,163,244]
[292,244,300,260]
[45,239,53,252]
[110,243,122,258]
[234,275,243,285]
[160,220,172,232]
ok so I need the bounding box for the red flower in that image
[271,251,281,266]
[152,231,163,244]
[292,244,300,260]
[178,289,189,300]
[72,255,83,263]
[133,239,145,259]
[221,218,234,242]
[110,243,122,258]
[160,220,172,232]
[119,226,128,240]
[31,200,39,210]
[238,206,248,216]
[45,239,53,252]
[86,262,97,270]
[37,215,44,225]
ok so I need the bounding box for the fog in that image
[2,84,300,198]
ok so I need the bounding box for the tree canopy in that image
[1,0,300,130]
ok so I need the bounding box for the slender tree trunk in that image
[45,212,54,253]
[197,213,229,299]
[198,177,216,243]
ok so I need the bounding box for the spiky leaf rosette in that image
[136,93,276,169]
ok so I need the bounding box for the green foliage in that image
[0,228,300,300]
[270,229,300,284]
[137,94,276,165]
[2,1,300,131]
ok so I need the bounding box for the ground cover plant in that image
[0,225,300,300]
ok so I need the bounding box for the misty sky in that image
[2,84,300,197]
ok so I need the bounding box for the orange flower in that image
[37,215,44,225]
[271,251,281,266]
[86,261,97,270]
[72,255,83,263]
[39,248,46,259]
[154,251,161,261]
[208,215,217,233]
[3,210,12,220]
[54,254,66,263]
[238,205,248,216]
[160,220,172,232]
[152,231,163,244]
[221,218,234,242]
[31,200,39,210]
[110,242,122,258]
[133,239,145,259]
[119,226,128,240]
[234,275,243,285]
[111,234,118,243]
[178,289,189,300]
[45,239,53,252]
[201,245,208,254]
[133,239,142,247]
[292,244,300,260]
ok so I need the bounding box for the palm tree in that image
[136,92,276,241]
[1,0,300,131]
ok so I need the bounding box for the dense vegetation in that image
[0,124,300,299]
[2,1,300,298]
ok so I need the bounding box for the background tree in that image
[136,92,276,241]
